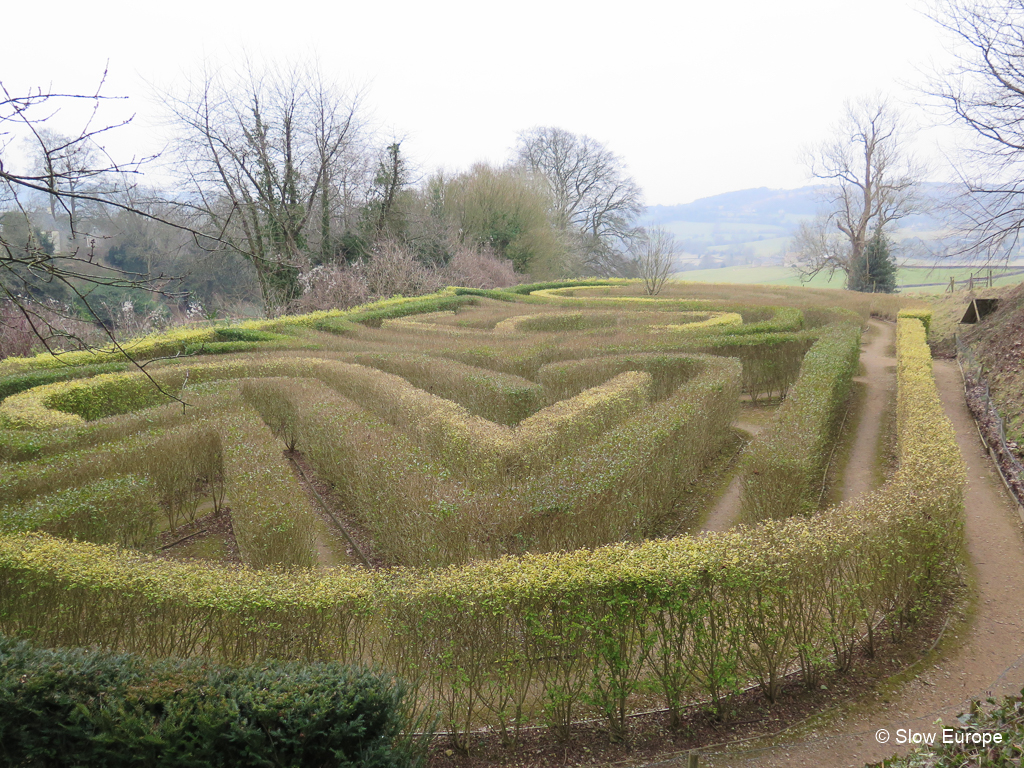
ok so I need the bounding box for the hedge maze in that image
[0,281,963,748]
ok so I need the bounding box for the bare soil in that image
[156,507,241,564]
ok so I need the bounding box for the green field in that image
[674,264,1024,293]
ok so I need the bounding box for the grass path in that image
[696,350,1024,767]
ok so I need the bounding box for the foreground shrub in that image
[0,635,424,768]
[866,687,1024,767]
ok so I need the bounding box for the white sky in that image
[2,0,958,207]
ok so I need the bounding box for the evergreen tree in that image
[848,230,898,293]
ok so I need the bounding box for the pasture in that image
[675,263,1024,292]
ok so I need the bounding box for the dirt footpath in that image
[840,319,895,503]
[692,337,1024,768]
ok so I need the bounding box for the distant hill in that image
[645,187,821,227]
[643,183,955,268]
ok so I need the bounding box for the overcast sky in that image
[2,0,958,207]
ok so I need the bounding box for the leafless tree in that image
[793,97,926,286]
[162,59,368,314]
[32,128,104,232]
[515,126,644,276]
[928,0,1024,260]
[630,227,678,295]
[0,75,186,360]
[361,238,441,297]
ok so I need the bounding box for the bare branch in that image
[794,97,925,287]
[515,127,644,276]
[927,0,1024,260]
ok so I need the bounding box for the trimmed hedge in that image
[0,635,424,768]
[740,322,863,521]
[238,355,738,566]
[515,355,741,550]
[0,358,319,429]
[351,352,544,425]
[0,475,158,549]
[0,313,964,745]
[348,294,478,327]
[0,362,130,402]
[220,409,318,568]
[0,288,475,377]
[897,307,932,338]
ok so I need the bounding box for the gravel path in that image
[840,319,895,503]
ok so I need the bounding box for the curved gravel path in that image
[695,331,1024,768]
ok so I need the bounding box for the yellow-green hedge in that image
[897,307,932,337]
[0,317,964,745]
[740,322,863,521]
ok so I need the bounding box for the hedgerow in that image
[0,424,212,507]
[0,357,317,429]
[897,307,932,337]
[219,409,318,568]
[0,475,158,549]
[348,294,479,327]
[235,353,736,566]
[536,353,705,402]
[351,352,544,425]
[0,361,130,401]
[0,288,474,378]
[691,332,814,402]
[0,384,239,462]
[0,293,957,745]
[740,322,863,521]
[515,355,741,550]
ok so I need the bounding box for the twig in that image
[159,528,208,550]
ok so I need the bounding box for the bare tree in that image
[630,227,678,295]
[32,128,103,232]
[929,0,1024,259]
[794,97,925,286]
[515,126,644,276]
[0,75,186,359]
[163,60,368,314]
